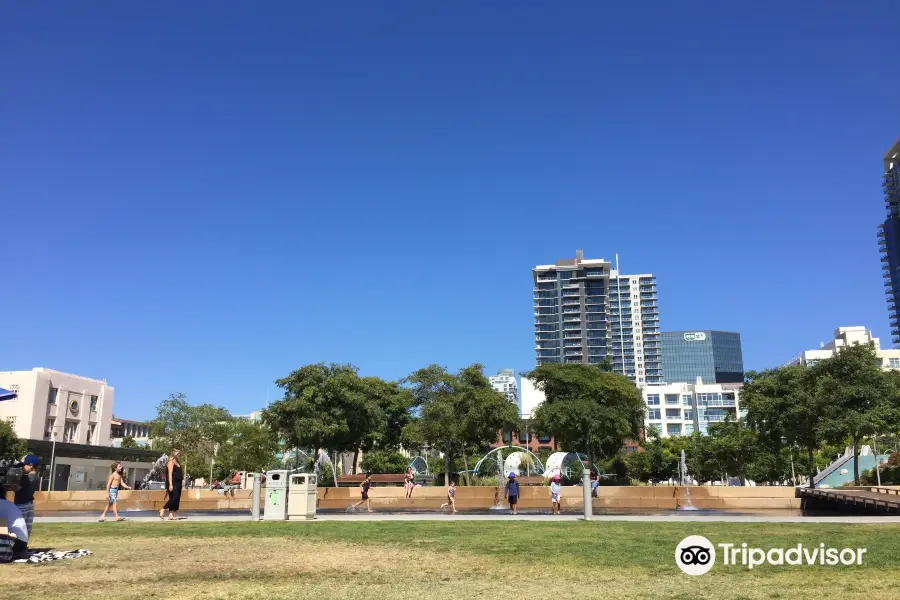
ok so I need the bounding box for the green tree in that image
[120,436,139,449]
[526,363,644,473]
[263,363,383,470]
[356,376,416,472]
[743,366,833,488]
[0,420,26,458]
[403,364,521,486]
[212,419,281,480]
[816,344,900,485]
[705,418,759,485]
[360,449,409,474]
[151,393,232,476]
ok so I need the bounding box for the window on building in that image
[538,434,552,443]
[647,409,661,420]
[682,395,693,406]
[5,417,15,429]
[890,358,900,369]
[87,423,96,445]
[7,384,19,394]
[90,395,98,411]
[667,423,682,436]
[45,419,55,439]
[518,432,531,444]
[48,387,58,405]
[646,394,660,406]
[665,394,679,405]
[684,423,695,435]
[64,421,78,443]
[666,408,681,419]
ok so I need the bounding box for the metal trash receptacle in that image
[264,470,290,521]
[287,473,318,520]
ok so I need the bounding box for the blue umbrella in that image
[0,387,17,402]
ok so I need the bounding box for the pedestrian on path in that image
[99,462,130,522]
[439,481,457,514]
[349,474,373,512]
[550,474,562,515]
[505,472,519,515]
[159,448,184,521]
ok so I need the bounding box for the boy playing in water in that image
[505,472,519,515]
[550,474,562,515]
[99,462,131,522]
[349,474,374,513]
[439,481,457,514]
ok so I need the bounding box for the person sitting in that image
[591,473,601,497]
[0,499,29,559]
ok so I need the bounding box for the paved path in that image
[35,513,900,524]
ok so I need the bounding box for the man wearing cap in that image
[14,455,39,541]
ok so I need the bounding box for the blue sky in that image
[2,2,898,420]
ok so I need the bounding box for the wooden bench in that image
[336,474,408,487]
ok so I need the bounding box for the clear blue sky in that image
[3,2,898,420]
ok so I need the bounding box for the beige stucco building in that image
[787,326,900,370]
[0,367,115,446]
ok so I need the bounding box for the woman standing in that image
[403,467,415,499]
[159,448,183,521]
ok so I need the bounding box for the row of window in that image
[48,387,99,411]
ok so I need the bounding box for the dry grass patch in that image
[6,524,900,600]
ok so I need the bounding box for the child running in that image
[349,474,374,513]
[99,462,131,522]
[550,474,562,515]
[439,481,457,514]
[505,472,519,515]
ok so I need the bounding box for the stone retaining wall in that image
[25,485,800,513]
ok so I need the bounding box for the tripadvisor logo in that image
[675,536,867,575]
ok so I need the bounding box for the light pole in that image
[48,425,61,492]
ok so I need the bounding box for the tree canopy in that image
[402,364,520,485]
[151,393,232,475]
[525,363,644,471]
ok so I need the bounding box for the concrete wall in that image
[27,485,800,513]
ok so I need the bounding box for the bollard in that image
[582,470,592,520]
[251,474,262,521]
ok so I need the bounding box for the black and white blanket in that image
[14,549,93,564]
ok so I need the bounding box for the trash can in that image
[287,473,318,520]
[264,470,290,521]
[241,471,259,490]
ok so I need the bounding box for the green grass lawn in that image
[10,521,900,600]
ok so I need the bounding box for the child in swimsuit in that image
[550,474,562,515]
[99,462,130,522]
[439,481,457,514]
[349,475,374,513]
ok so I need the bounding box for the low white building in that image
[489,369,519,406]
[786,326,900,369]
[642,379,743,438]
[110,417,153,447]
[0,367,115,446]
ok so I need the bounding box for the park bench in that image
[515,476,545,486]
[336,474,408,487]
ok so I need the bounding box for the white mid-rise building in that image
[519,377,545,420]
[0,368,115,446]
[642,379,743,438]
[489,369,519,406]
[786,326,900,370]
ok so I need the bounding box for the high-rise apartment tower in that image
[532,250,662,385]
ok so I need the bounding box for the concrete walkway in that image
[35,513,900,524]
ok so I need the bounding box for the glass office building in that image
[879,138,900,345]
[661,331,744,384]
